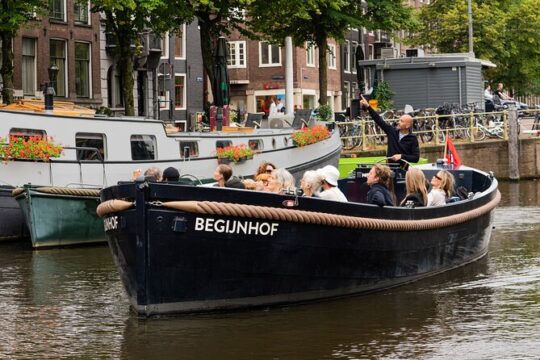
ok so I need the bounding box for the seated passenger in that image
[400,168,428,207]
[428,170,455,206]
[255,173,271,191]
[255,161,277,177]
[316,165,347,202]
[144,167,162,182]
[213,164,245,189]
[242,178,257,190]
[300,170,323,197]
[366,164,396,207]
[162,167,180,182]
[265,168,295,194]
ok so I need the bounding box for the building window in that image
[74,0,89,24]
[306,43,315,67]
[327,44,336,69]
[216,140,232,150]
[351,42,358,73]
[130,135,156,160]
[50,39,66,97]
[259,42,280,67]
[248,139,263,151]
[9,128,46,140]
[49,0,65,21]
[227,41,246,68]
[174,75,185,109]
[107,66,123,108]
[174,27,184,58]
[368,44,374,60]
[75,42,90,98]
[160,33,169,59]
[22,38,36,96]
[76,133,106,161]
[343,40,350,73]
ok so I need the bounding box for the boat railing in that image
[57,146,108,188]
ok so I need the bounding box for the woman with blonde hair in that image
[366,164,396,207]
[428,170,455,206]
[400,168,428,207]
[265,168,295,194]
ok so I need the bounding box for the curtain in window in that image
[50,39,66,96]
[22,38,36,95]
[75,42,90,97]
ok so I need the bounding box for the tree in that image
[189,0,249,106]
[91,0,192,115]
[409,0,540,95]
[0,0,45,104]
[248,0,414,106]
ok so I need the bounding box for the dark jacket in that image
[367,183,395,207]
[400,192,426,208]
[225,176,245,189]
[368,107,420,164]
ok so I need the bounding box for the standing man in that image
[360,95,419,165]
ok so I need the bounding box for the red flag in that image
[445,136,462,167]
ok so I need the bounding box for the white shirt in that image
[427,188,446,206]
[484,89,493,101]
[318,187,348,202]
[269,102,278,117]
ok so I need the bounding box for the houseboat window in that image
[216,140,232,150]
[179,141,199,158]
[131,135,156,160]
[76,133,106,161]
[9,128,46,140]
[248,139,263,151]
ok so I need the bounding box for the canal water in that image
[1,181,539,359]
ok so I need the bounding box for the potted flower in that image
[0,135,63,162]
[216,144,254,164]
[291,125,330,147]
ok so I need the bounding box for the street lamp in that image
[45,64,59,111]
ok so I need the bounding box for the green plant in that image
[291,125,330,147]
[373,80,395,111]
[0,135,63,161]
[316,104,333,122]
[216,144,254,163]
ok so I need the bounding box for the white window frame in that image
[74,0,90,25]
[227,41,246,68]
[368,44,374,60]
[327,44,336,70]
[75,41,92,98]
[258,42,281,67]
[306,43,315,67]
[343,40,350,73]
[351,41,358,74]
[50,38,68,98]
[22,37,37,96]
[160,32,169,59]
[174,25,186,60]
[50,0,66,21]
[174,73,186,110]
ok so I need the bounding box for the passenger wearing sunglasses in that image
[427,170,455,206]
[255,161,277,177]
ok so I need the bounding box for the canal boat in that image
[0,103,341,243]
[98,163,500,316]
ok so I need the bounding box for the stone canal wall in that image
[349,138,540,180]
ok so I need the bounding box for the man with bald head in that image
[360,95,419,165]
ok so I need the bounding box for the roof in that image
[358,53,496,69]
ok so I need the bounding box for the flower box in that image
[0,135,62,162]
[216,144,254,164]
[291,125,330,147]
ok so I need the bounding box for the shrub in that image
[316,104,333,122]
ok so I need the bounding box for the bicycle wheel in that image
[466,124,486,141]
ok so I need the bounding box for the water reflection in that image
[0,181,539,359]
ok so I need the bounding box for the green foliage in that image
[316,104,333,122]
[248,0,415,106]
[373,80,394,111]
[408,0,540,95]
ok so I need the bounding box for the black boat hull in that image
[102,167,498,316]
[0,186,27,241]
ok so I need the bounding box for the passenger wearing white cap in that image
[316,165,348,202]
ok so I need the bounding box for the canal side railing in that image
[338,108,540,151]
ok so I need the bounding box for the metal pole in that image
[468,0,474,56]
